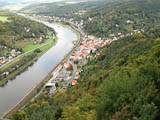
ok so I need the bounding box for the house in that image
[36,39,41,43]
[11,53,16,57]
[77,69,83,73]
[141,29,145,32]
[70,56,76,61]
[76,56,83,60]
[87,55,93,59]
[109,34,115,37]
[133,29,139,33]
[64,62,71,68]
[3,72,9,76]
[127,20,133,24]
[40,37,43,40]
[96,52,100,56]
[45,82,55,87]
[9,56,13,60]
[17,51,21,54]
[88,35,95,39]
[118,32,122,36]
[89,17,92,21]
[32,33,35,37]
[55,76,64,81]
[0,60,4,64]
[113,37,118,41]
[120,35,125,38]
[74,72,80,79]
[11,49,16,54]
[82,49,90,54]
[62,86,67,90]
[26,28,31,32]
[72,80,77,86]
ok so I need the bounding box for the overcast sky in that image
[0,0,64,3]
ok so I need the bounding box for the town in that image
[0,49,22,68]
[29,13,145,95]
[0,11,145,95]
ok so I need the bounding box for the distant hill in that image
[0,0,89,11]
[18,0,110,16]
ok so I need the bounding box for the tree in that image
[34,48,41,53]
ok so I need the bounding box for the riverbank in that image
[1,69,53,118]
[1,22,81,119]
[0,34,58,86]
[53,21,80,39]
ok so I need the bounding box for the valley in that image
[0,0,160,120]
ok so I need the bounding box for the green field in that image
[0,16,10,22]
[23,34,55,53]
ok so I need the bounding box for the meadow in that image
[0,16,10,22]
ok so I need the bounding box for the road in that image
[68,59,77,79]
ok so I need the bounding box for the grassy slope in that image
[23,33,54,53]
[0,16,10,22]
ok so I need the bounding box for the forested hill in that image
[11,28,160,120]
[18,0,112,17]
[82,0,160,37]
[0,10,53,56]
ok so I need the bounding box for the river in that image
[0,22,77,115]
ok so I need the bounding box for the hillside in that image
[0,10,53,57]
[10,29,160,120]
[9,0,160,120]
[82,0,160,37]
[0,10,56,85]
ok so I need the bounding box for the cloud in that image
[0,0,64,4]
[24,0,63,3]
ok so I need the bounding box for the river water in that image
[0,22,77,115]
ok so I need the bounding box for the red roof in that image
[0,60,4,63]
[72,80,77,85]
[96,52,100,55]
[72,80,77,83]
[36,40,41,43]
[64,62,71,67]
[82,50,88,54]
[75,72,80,77]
